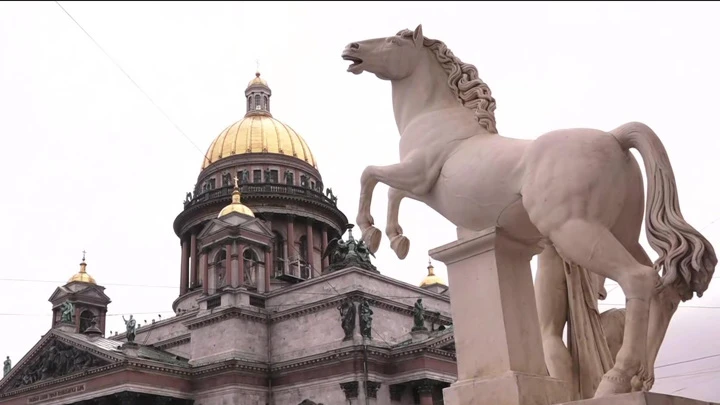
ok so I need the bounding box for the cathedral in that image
[0,73,457,405]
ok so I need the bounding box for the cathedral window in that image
[79,310,95,333]
[247,96,251,112]
[299,236,310,279]
[253,170,262,183]
[269,170,279,183]
[208,178,216,190]
[255,94,261,109]
[273,231,285,276]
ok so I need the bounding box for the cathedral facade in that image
[0,74,456,405]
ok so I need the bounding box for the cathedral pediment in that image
[199,216,274,240]
[0,332,118,394]
[48,284,111,305]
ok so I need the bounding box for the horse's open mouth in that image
[342,55,363,73]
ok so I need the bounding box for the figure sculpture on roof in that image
[322,225,377,273]
[359,299,373,339]
[412,299,426,331]
[338,300,356,340]
[122,314,137,343]
[59,301,74,324]
[3,356,10,377]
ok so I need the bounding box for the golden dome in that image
[218,178,255,218]
[419,259,446,288]
[201,115,317,170]
[68,253,96,284]
[248,72,268,87]
[202,72,318,170]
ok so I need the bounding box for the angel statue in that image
[322,224,378,273]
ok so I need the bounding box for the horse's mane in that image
[397,29,498,134]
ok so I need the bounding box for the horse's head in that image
[341,25,425,81]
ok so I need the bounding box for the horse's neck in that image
[391,53,472,134]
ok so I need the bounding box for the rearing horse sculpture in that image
[341,25,716,397]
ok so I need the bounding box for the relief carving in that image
[11,340,110,388]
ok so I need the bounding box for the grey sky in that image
[1,1,719,400]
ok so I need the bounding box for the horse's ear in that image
[413,24,423,47]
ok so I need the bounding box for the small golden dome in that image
[202,114,318,170]
[420,259,446,288]
[68,253,96,284]
[248,72,268,87]
[218,177,255,218]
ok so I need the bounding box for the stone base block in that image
[560,393,719,405]
[443,371,570,405]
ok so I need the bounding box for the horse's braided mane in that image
[397,29,498,134]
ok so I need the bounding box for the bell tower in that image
[48,253,112,335]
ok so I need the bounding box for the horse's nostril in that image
[350,42,360,50]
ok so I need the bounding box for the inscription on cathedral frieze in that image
[27,384,85,404]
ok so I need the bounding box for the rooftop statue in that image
[322,224,377,273]
[3,356,10,377]
[122,314,137,344]
[340,25,716,398]
[59,301,74,324]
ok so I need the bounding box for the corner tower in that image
[173,72,348,311]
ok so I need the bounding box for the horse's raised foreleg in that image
[386,188,410,259]
[544,219,659,397]
[357,156,441,253]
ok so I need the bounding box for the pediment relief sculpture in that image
[7,339,111,390]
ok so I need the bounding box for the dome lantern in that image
[245,71,272,116]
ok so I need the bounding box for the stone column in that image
[429,227,569,405]
[287,216,295,275]
[201,251,209,295]
[264,248,272,292]
[306,220,315,277]
[180,238,189,295]
[190,233,198,288]
[416,381,433,405]
[321,225,329,270]
[226,242,234,287]
[233,241,244,288]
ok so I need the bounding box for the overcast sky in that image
[1,1,719,400]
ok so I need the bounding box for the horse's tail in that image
[611,122,717,301]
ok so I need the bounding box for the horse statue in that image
[340,25,716,398]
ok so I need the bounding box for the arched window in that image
[255,94,261,110]
[299,236,310,279]
[215,249,227,288]
[247,96,251,112]
[264,95,268,110]
[79,310,95,333]
[273,231,285,276]
[243,249,259,288]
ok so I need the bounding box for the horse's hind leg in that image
[386,188,410,259]
[546,219,660,397]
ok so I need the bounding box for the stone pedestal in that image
[560,392,719,405]
[429,227,569,405]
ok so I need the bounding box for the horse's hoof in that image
[390,235,410,260]
[593,368,633,397]
[362,226,382,253]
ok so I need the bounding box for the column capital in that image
[365,381,381,399]
[340,381,359,400]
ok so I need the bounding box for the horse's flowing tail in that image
[611,122,717,301]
